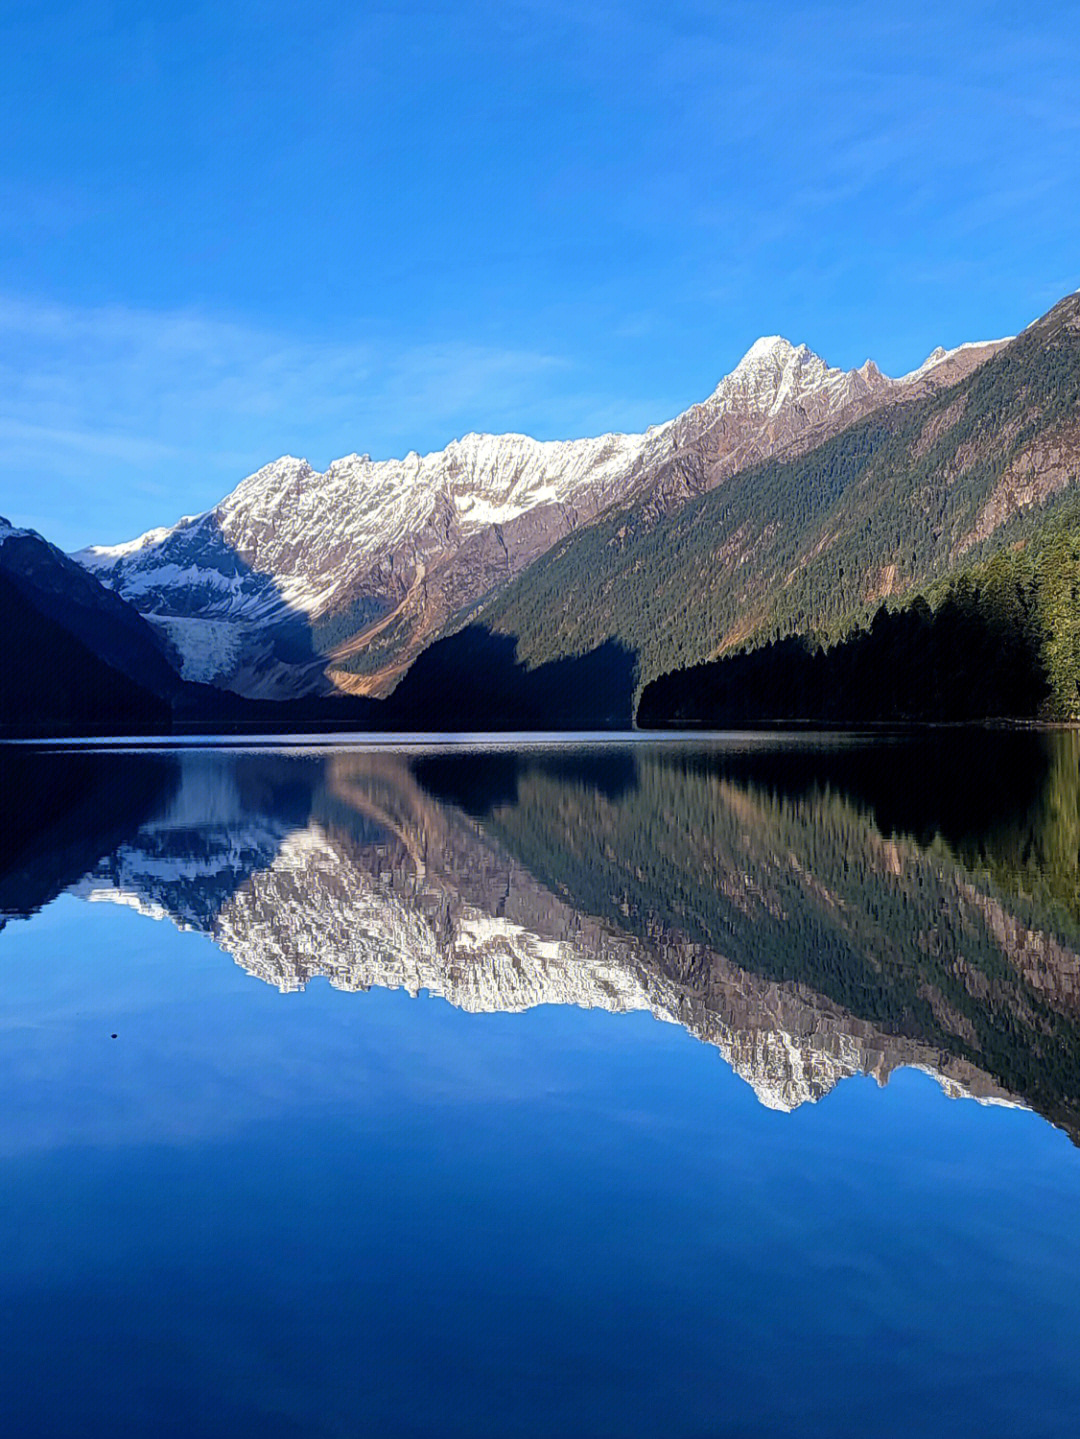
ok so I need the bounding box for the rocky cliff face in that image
[612,335,1003,524]
[73,335,998,700]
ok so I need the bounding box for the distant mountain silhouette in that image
[0,570,171,735]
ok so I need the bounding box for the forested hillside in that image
[474,292,1080,701]
[639,503,1080,725]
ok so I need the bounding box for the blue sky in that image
[2,0,1079,549]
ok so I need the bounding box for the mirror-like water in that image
[3,733,1080,1437]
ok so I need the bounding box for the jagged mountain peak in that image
[0,516,34,543]
[73,310,1009,699]
[732,333,806,367]
[901,336,1014,383]
[726,334,824,389]
[704,334,867,420]
[224,454,315,505]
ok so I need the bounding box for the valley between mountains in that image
[4,288,1080,732]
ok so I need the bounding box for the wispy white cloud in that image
[0,417,178,467]
[0,296,581,548]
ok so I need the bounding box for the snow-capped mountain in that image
[75,334,1003,700]
[77,428,676,698]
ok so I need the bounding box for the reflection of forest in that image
[938,735,1080,933]
[417,734,1080,1138]
[5,735,1080,1138]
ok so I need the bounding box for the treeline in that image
[477,292,1080,698]
[932,515,1080,718]
[309,593,391,656]
[638,594,1044,726]
[639,512,1080,725]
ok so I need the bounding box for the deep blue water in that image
[2,736,1080,1437]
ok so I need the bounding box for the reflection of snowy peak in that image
[215,817,1017,1114]
[73,335,1000,699]
[73,752,1023,1117]
[73,752,304,928]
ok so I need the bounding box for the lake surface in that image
[3,731,1080,1437]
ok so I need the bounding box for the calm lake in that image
[3,732,1080,1437]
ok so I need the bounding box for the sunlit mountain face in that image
[70,327,1003,701]
[7,733,1078,1138]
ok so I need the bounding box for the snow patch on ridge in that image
[70,326,1009,698]
[0,517,33,544]
[902,336,1013,381]
[83,522,186,564]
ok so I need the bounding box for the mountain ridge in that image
[72,330,1000,700]
[467,291,1080,719]
[1,515,182,698]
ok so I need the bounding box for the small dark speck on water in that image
[111,1034,117,1039]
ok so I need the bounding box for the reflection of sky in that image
[4,896,1080,1436]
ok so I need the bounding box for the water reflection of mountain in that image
[451,738,1080,1135]
[12,734,1068,1138]
[0,749,175,925]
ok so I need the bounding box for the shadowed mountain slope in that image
[383,626,638,730]
[638,589,1050,726]
[1,517,181,700]
[0,569,172,734]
